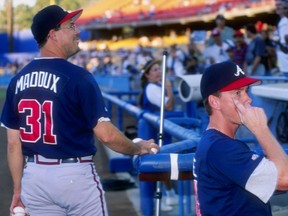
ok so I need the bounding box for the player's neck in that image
[40,47,67,59]
[207,119,237,139]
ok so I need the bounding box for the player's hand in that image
[233,97,268,134]
[10,191,26,215]
[133,138,160,155]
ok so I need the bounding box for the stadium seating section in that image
[77,0,274,26]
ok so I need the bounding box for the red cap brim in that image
[219,77,262,92]
[58,9,83,25]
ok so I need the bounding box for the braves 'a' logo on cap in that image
[234,65,245,76]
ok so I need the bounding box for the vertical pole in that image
[178,181,184,216]
[7,0,14,53]
[138,118,156,216]
[185,180,192,214]
[155,50,168,216]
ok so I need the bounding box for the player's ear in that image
[47,29,57,41]
[208,94,220,110]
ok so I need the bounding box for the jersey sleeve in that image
[0,80,19,129]
[146,83,168,108]
[245,158,277,203]
[77,74,110,129]
[207,139,265,189]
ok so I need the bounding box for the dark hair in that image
[140,59,160,88]
[191,56,198,62]
[215,14,225,20]
[203,92,221,115]
[245,23,257,34]
[38,37,48,48]
[138,73,149,108]
[138,59,160,107]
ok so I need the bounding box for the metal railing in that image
[102,91,202,216]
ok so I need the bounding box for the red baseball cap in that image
[233,30,244,37]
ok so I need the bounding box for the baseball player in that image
[193,61,288,215]
[0,5,159,216]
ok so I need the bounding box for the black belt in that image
[26,155,93,165]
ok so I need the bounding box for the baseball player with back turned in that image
[0,5,159,216]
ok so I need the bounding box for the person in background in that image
[225,46,234,62]
[203,29,232,67]
[260,27,277,75]
[185,56,205,75]
[193,61,288,216]
[139,59,174,112]
[135,46,154,71]
[102,54,119,75]
[274,0,288,77]
[185,41,205,70]
[206,14,234,46]
[231,29,247,69]
[87,56,103,74]
[166,44,186,76]
[243,23,267,76]
[0,5,159,216]
[186,42,204,62]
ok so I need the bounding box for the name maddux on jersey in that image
[15,71,60,94]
